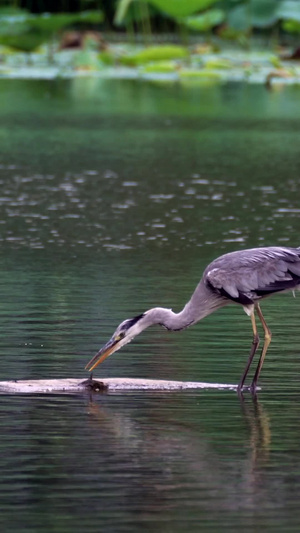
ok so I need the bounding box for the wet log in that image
[0,377,237,394]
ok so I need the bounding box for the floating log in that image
[0,377,237,394]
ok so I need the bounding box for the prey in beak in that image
[85,313,146,372]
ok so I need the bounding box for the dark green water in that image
[0,78,300,531]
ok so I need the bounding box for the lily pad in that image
[139,60,178,73]
[204,58,232,69]
[180,9,225,32]
[115,0,219,24]
[74,50,101,70]
[120,44,188,66]
[179,68,222,79]
[282,19,300,33]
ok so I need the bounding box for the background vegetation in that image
[0,0,300,46]
[0,1,299,83]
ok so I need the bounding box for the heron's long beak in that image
[85,337,120,372]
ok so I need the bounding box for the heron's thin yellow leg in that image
[238,312,260,392]
[251,304,272,391]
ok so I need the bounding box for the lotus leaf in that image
[204,58,232,69]
[180,9,225,32]
[121,45,188,65]
[179,69,221,78]
[0,10,104,54]
[228,0,278,30]
[144,0,219,17]
[179,69,222,86]
[99,51,115,65]
[115,0,219,24]
[282,19,300,33]
[278,1,300,22]
[74,50,101,70]
[140,60,177,72]
[30,11,103,35]
[0,32,45,53]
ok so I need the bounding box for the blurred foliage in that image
[282,19,300,34]
[227,2,278,31]
[178,68,222,88]
[120,44,188,65]
[113,0,300,44]
[73,49,101,70]
[98,50,115,65]
[180,9,225,32]
[278,0,300,22]
[129,0,219,19]
[0,7,103,53]
[0,0,299,86]
[204,57,232,68]
[140,59,177,72]
[114,0,220,25]
[227,0,300,31]
[0,0,300,51]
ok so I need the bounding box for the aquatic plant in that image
[120,44,188,65]
[115,0,219,23]
[0,8,103,54]
[180,9,225,32]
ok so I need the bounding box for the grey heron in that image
[85,246,300,391]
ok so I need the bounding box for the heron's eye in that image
[115,332,125,341]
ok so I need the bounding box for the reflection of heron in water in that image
[86,246,300,392]
[240,396,271,467]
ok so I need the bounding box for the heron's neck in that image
[146,283,224,331]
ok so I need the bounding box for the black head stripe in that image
[124,313,145,330]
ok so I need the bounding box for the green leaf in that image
[0,9,103,52]
[30,13,80,34]
[115,0,133,25]
[0,6,29,17]
[115,0,219,23]
[74,50,101,70]
[204,57,232,69]
[98,51,115,65]
[0,7,32,36]
[179,69,222,87]
[76,10,104,24]
[218,26,249,45]
[282,19,300,33]
[145,0,219,18]
[228,0,279,30]
[30,11,103,35]
[179,69,221,78]
[180,9,225,32]
[120,44,188,65]
[278,0,300,22]
[227,4,250,31]
[250,0,278,28]
[140,60,177,72]
[0,32,46,52]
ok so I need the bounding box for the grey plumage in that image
[205,246,300,305]
[85,246,300,392]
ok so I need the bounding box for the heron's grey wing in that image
[205,267,256,304]
[205,247,300,304]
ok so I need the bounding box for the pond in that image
[0,78,300,531]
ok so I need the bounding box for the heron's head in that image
[85,313,147,372]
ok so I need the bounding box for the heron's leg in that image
[238,313,260,392]
[251,304,272,391]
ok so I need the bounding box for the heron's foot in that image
[250,382,258,395]
[237,383,258,396]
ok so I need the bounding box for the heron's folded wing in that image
[206,257,300,302]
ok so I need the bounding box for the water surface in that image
[0,79,300,531]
